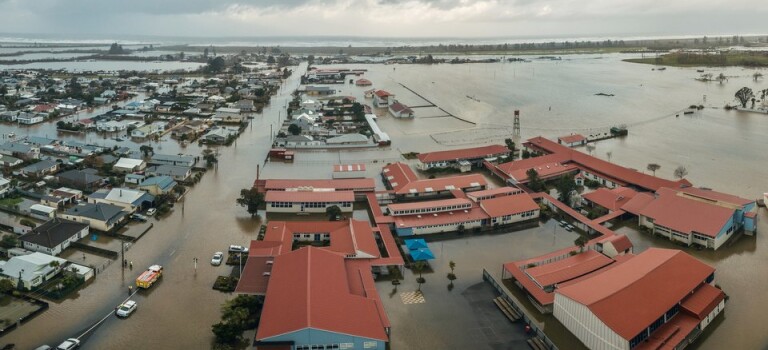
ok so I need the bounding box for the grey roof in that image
[0,142,34,154]
[99,154,117,164]
[146,165,191,178]
[150,153,196,165]
[65,203,127,226]
[56,169,104,185]
[21,159,57,173]
[20,218,89,249]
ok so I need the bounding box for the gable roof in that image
[417,145,510,164]
[582,187,638,211]
[64,203,127,225]
[256,248,389,341]
[139,176,177,191]
[20,218,89,248]
[479,193,540,217]
[634,187,737,238]
[56,169,104,185]
[556,248,714,340]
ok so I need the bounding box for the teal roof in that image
[139,176,177,191]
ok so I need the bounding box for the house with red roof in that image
[416,145,511,172]
[388,101,413,118]
[621,187,756,250]
[355,78,373,86]
[381,162,487,199]
[373,90,394,107]
[557,133,587,147]
[554,248,725,350]
[582,186,638,213]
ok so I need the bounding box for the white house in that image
[113,158,147,173]
[0,253,67,289]
[88,188,155,213]
[131,124,160,138]
[0,177,11,197]
[19,218,90,256]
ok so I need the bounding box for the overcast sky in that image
[0,0,765,40]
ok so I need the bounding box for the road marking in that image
[169,249,177,257]
[77,290,138,339]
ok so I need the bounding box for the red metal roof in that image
[382,162,419,192]
[635,187,736,237]
[466,186,523,200]
[416,145,510,164]
[582,187,638,211]
[235,256,273,295]
[393,205,489,229]
[598,234,633,253]
[333,164,366,172]
[526,250,614,287]
[479,193,539,218]
[374,90,392,97]
[556,248,715,340]
[263,220,380,259]
[681,283,725,319]
[389,102,413,114]
[265,190,354,203]
[620,192,656,215]
[677,186,752,207]
[355,78,372,86]
[557,134,586,144]
[633,312,700,350]
[395,174,487,195]
[525,136,692,191]
[256,248,389,341]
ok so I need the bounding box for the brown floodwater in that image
[2,54,768,349]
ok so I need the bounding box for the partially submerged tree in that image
[326,205,342,221]
[236,188,263,217]
[735,87,754,108]
[574,235,588,252]
[585,144,596,155]
[674,165,688,179]
[287,124,301,136]
[647,163,661,176]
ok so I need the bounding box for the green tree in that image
[413,261,427,291]
[526,168,543,192]
[211,322,242,344]
[208,57,227,73]
[0,279,14,294]
[326,205,342,221]
[555,174,576,205]
[266,55,275,64]
[647,163,661,176]
[735,87,754,108]
[447,260,457,285]
[0,235,18,249]
[504,138,515,157]
[288,124,301,135]
[140,145,154,157]
[236,188,263,217]
[574,235,588,252]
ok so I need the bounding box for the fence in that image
[70,242,119,259]
[482,269,559,350]
[0,293,49,336]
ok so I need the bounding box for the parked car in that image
[56,338,80,350]
[131,213,147,222]
[146,208,157,216]
[228,245,249,253]
[566,224,576,231]
[116,300,137,317]
[211,252,224,266]
[34,346,52,350]
[559,220,568,227]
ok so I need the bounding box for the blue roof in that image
[404,238,428,250]
[409,248,435,261]
[140,176,177,191]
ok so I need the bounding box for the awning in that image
[409,248,435,261]
[404,238,428,250]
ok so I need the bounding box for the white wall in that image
[553,293,629,350]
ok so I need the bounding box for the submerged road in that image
[4,64,305,349]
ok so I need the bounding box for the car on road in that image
[56,338,80,350]
[211,252,224,266]
[116,300,137,317]
[131,213,147,222]
[146,208,157,216]
[228,245,249,254]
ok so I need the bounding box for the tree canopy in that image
[236,188,263,217]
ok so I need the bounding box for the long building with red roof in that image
[381,162,487,199]
[554,248,725,350]
[265,190,354,214]
[416,145,511,171]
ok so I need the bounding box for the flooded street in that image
[2,53,768,349]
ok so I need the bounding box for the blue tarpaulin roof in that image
[404,238,428,250]
[409,248,435,261]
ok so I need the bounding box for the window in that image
[363,342,378,349]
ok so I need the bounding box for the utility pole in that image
[193,257,198,271]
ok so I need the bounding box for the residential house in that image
[56,169,104,191]
[304,86,336,96]
[19,218,90,256]
[145,165,192,181]
[0,177,10,197]
[0,155,23,168]
[113,158,147,173]
[130,124,160,139]
[62,203,128,232]
[202,127,238,144]
[138,176,177,195]
[150,154,196,167]
[125,173,146,185]
[389,101,414,118]
[0,253,67,289]
[0,142,40,160]
[236,99,254,112]
[16,159,58,177]
[17,112,44,125]
[373,90,394,107]
[88,188,155,212]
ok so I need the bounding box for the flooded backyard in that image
[1,54,768,349]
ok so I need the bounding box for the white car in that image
[228,245,249,253]
[211,252,224,266]
[56,338,80,350]
[146,208,157,216]
[116,300,137,317]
